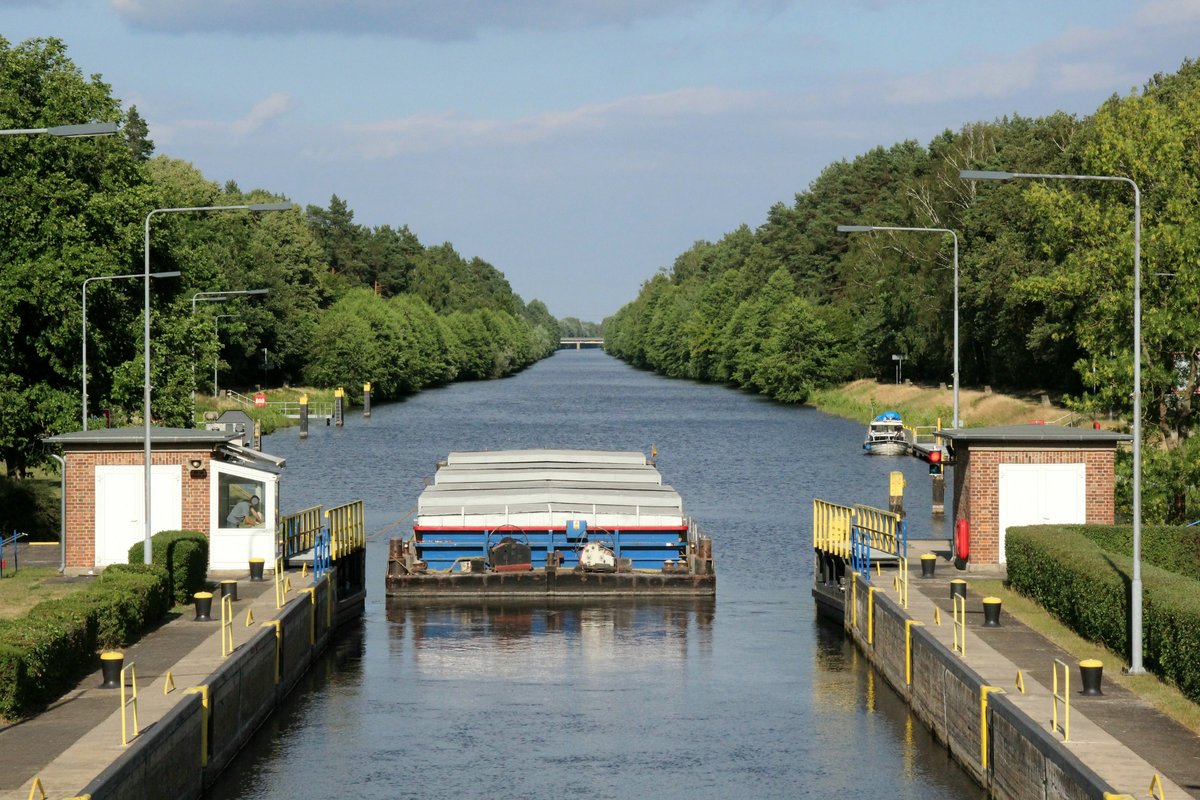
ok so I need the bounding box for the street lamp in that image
[960,168,1144,673]
[190,289,269,420]
[213,315,237,396]
[82,270,181,429]
[0,122,119,138]
[839,224,960,427]
[142,202,290,565]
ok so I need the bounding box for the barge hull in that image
[386,569,715,597]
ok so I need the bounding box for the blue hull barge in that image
[385,449,716,598]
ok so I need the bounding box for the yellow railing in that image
[119,662,139,746]
[278,505,323,559]
[326,500,366,560]
[854,504,908,608]
[952,594,967,655]
[220,594,234,657]
[1052,658,1070,740]
[813,499,853,559]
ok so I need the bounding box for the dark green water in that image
[206,350,982,800]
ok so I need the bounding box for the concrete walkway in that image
[0,568,315,800]
[902,542,1200,799]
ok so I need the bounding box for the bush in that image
[1007,525,1200,704]
[128,530,209,605]
[0,475,60,541]
[1069,524,1200,582]
[0,563,171,720]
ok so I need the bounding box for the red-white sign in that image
[254,393,266,407]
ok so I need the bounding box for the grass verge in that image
[970,577,1200,736]
[0,567,91,620]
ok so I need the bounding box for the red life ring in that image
[954,518,970,563]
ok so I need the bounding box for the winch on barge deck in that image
[385,449,716,597]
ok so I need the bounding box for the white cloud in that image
[885,58,1038,105]
[339,87,769,159]
[152,91,296,144]
[1135,0,1200,26]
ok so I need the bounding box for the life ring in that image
[954,518,970,566]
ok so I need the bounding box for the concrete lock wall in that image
[79,692,205,800]
[843,574,1111,799]
[78,574,348,799]
[204,626,279,782]
[278,581,320,695]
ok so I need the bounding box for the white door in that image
[997,463,1086,563]
[95,465,183,566]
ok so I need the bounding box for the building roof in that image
[43,427,239,448]
[938,424,1132,445]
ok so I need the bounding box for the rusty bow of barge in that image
[385,449,715,597]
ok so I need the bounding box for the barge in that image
[385,449,715,597]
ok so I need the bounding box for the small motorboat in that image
[863,412,908,455]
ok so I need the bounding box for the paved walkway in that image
[0,568,315,800]
[902,541,1200,799]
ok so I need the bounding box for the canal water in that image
[207,350,983,799]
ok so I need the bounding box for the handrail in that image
[278,505,323,559]
[326,500,366,560]
[813,499,853,560]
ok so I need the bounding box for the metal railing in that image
[813,499,853,559]
[326,500,365,560]
[279,505,323,560]
[224,389,335,418]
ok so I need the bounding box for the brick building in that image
[43,427,285,572]
[939,424,1131,566]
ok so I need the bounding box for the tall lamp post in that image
[143,203,290,565]
[213,314,236,396]
[960,168,1144,673]
[838,224,960,428]
[190,289,270,420]
[82,271,180,430]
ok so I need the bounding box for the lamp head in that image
[837,225,875,233]
[47,122,120,138]
[959,169,1015,181]
[247,202,292,212]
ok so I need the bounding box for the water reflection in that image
[387,599,715,679]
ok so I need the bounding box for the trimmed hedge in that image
[128,529,209,605]
[1007,525,1200,704]
[1069,523,1200,582]
[0,563,171,720]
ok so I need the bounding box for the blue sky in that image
[7,0,1200,321]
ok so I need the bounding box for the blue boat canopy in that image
[873,411,902,422]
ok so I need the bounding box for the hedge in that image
[0,563,171,720]
[1068,523,1200,582]
[128,529,209,605]
[1007,525,1200,704]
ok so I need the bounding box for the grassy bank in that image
[194,386,344,434]
[809,379,1075,428]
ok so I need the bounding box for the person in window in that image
[227,495,263,528]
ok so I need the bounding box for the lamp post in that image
[189,289,269,421]
[839,224,960,427]
[960,168,1144,673]
[82,271,180,430]
[213,314,236,396]
[142,202,290,565]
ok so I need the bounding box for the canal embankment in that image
[843,563,1200,798]
[5,565,358,800]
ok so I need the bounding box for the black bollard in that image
[950,578,967,599]
[220,579,238,602]
[194,591,214,621]
[99,651,123,689]
[920,553,937,578]
[1079,660,1104,696]
[982,596,1002,627]
[249,557,265,581]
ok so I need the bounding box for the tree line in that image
[604,58,1200,524]
[0,37,567,477]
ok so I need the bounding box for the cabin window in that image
[219,472,266,529]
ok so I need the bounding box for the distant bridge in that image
[559,337,604,350]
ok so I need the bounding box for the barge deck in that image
[386,449,715,597]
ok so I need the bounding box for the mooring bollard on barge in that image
[385,449,716,598]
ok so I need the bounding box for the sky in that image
[6,1,1200,322]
